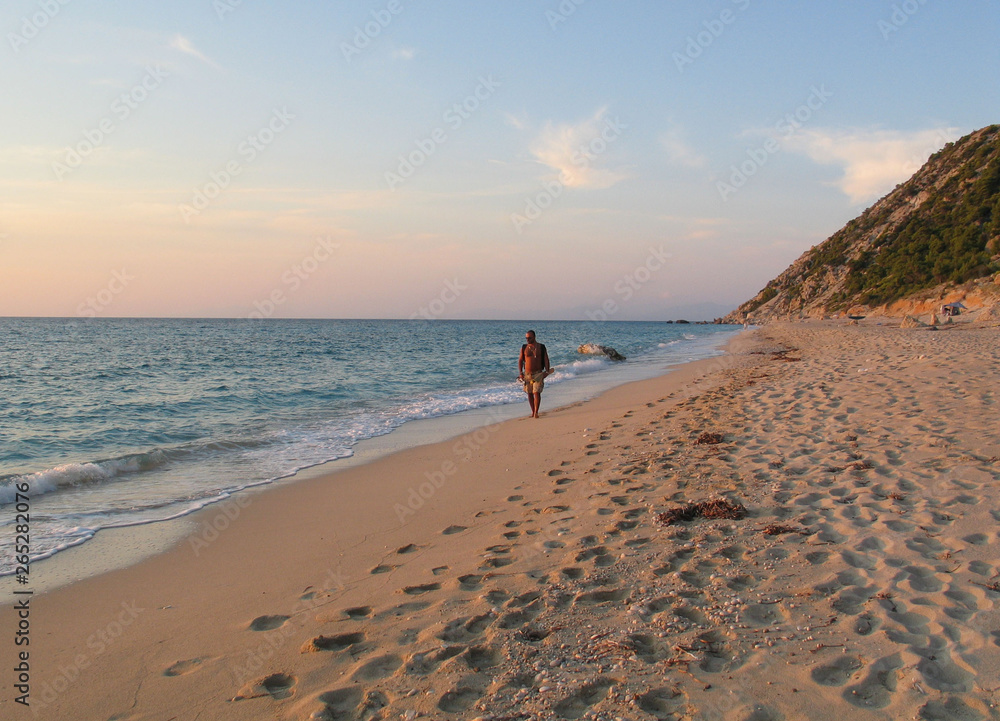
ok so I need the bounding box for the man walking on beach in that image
[518,330,552,418]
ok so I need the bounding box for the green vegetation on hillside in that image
[741,125,1000,316]
[835,128,1000,306]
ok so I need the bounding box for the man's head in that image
[525,330,536,343]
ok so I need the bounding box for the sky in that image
[1,0,997,321]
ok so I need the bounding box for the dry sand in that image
[3,321,1000,721]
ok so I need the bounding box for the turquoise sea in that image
[0,317,739,574]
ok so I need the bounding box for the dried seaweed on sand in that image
[656,498,747,526]
[761,523,804,536]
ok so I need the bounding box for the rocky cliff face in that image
[725,125,1000,323]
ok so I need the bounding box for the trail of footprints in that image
[161,328,1000,720]
[204,456,669,720]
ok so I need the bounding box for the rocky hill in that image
[725,124,1000,323]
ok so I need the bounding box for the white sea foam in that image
[0,450,169,505]
[0,319,742,576]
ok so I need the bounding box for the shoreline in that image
[5,321,998,720]
[0,333,746,719]
[0,330,740,599]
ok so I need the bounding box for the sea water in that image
[0,317,739,575]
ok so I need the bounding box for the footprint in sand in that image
[313,688,363,719]
[480,556,514,569]
[843,654,903,709]
[963,533,989,546]
[457,574,483,590]
[344,606,373,619]
[969,560,993,576]
[396,543,420,554]
[438,675,489,713]
[553,677,614,719]
[696,630,741,673]
[918,697,987,721]
[370,564,397,574]
[574,588,627,606]
[628,633,667,663]
[351,654,402,681]
[854,613,881,636]
[405,645,465,675]
[163,658,208,677]
[464,644,503,671]
[301,631,365,653]
[442,525,467,535]
[383,601,430,618]
[498,601,543,629]
[636,686,688,720]
[248,615,290,631]
[233,672,296,701]
[483,589,509,605]
[542,504,571,514]
[401,582,441,595]
[811,656,864,686]
[257,673,295,700]
[437,613,495,643]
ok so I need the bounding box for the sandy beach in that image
[4,320,1000,721]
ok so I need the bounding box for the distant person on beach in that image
[518,330,552,418]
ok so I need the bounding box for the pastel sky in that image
[2,0,997,320]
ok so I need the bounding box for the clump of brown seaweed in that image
[656,498,747,526]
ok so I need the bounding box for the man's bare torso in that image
[522,342,546,375]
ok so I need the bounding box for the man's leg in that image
[532,392,542,417]
[527,391,537,417]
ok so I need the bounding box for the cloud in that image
[391,46,416,60]
[169,34,223,70]
[504,112,527,131]
[529,107,627,189]
[786,126,960,204]
[659,124,706,168]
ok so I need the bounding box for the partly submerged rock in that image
[577,343,627,361]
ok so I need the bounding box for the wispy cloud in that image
[391,46,416,61]
[504,112,527,131]
[659,123,706,168]
[530,107,627,189]
[786,126,959,204]
[169,34,223,70]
